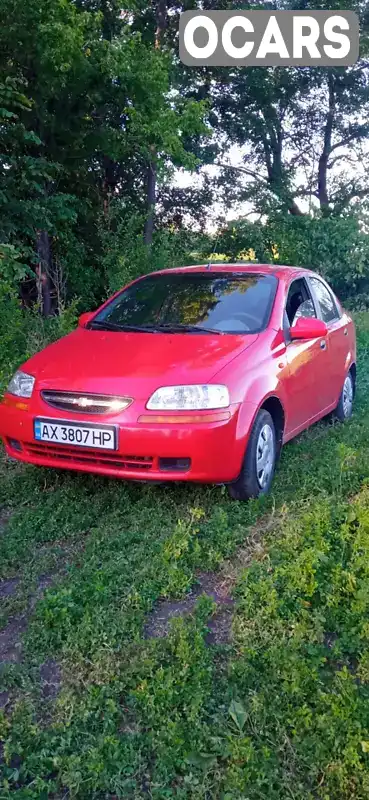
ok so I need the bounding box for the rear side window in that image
[310,277,340,324]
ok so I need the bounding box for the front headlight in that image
[147,384,230,411]
[7,370,35,399]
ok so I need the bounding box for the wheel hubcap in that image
[256,423,275,489]
[342,375,353,417]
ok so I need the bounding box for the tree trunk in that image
[261,119,304,216]
[102,154,116,215]
[143,0,167,247]
[36,229,52,317]
[318,73,335,216]
[288,200,304,216]
[155,0,167,48]
[143,158,156,246]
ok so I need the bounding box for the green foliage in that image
[0,244,29,284]
[1,0,369,790]
[99,200,213,295]
[215,212,369,303]
[1,316,369,797]
[0,0,209,307]
[266,213,369,302]
[222,494,369,798]
[0,285,77,394]
[0,0,369,312]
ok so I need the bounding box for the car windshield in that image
[89,271,278,334]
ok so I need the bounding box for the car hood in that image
[23,328,258,399]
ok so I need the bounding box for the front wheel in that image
[334,371,354,422]
[228,409,277,501]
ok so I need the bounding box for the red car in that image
[0,264,356,500]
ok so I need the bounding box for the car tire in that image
[334,370,354,422]
[228,409,277,501]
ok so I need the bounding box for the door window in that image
[309,277,340,324]
[285,278,317,328]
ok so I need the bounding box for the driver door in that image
[283,277,331,438]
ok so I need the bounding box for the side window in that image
[309,277,339,324]
[285,278,317,327]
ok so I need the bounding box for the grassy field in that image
[1,315,369,799]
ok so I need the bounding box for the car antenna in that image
[206,262,212,270]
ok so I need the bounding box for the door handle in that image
[344,328,348,336]
[320,339,327,350]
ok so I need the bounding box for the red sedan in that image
[0,264,356,500]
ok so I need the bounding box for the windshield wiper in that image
[89,320,125,331]
[89,321,161,333]
[89,320,223,334]
[154,322,223,335]
[89,319,225,335]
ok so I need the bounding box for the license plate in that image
[34,418,117,450]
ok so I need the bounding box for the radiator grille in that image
[24,442,153,471]
[41,391,132,415]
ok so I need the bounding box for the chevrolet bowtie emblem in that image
[74,397,94,407]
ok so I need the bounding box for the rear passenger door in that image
[308,276,347,406]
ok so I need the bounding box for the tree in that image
[176,0,369,218]
[0,0,208,310]
[0,0,98,311]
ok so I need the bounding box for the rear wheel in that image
[334,371,354,422]
[228,409,277,501]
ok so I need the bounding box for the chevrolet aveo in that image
[0,264,356,501]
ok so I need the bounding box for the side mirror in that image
[78,311,94,328]
[290,316,328,340]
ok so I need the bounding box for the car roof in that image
[153,263,311,280]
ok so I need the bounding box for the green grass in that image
[1,314,369,798]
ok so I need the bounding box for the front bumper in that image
[0,395,256,483]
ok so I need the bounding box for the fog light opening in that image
[158,457,191,473]
[8,438,23,452]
